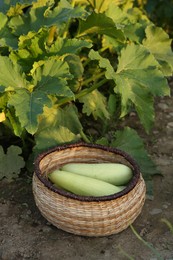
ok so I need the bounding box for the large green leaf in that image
[115,43,170,130]
[79,89,110,120]
[31,58,74,98]
[10,29,48,72]
[78,12,125,41]
[89,49,115,79]
[36,126,77,150]
[89,46,170,132]
[49,37,92,56]
[63,54,84,92]
[111,127,158,175]
[35,104,83,150]
[143,25,173,76]
[106,4,145,43]
[8,88,51,134]
[0,0,34,13]
[110,127,159,196]
[0,12,8,30]
[0,56,27,90]
[18,30,46,57]
[86,0,119,13]
[9,0,86,36]
[6,107,23,137]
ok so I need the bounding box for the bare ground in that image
[0,83,173,260]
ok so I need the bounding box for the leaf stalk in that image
[57,77,108,107]
[130,225,164,260]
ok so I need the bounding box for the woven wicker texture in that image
[33,143,146,237]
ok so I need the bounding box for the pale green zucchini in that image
[48,170,124,197]
[61,163,133,186]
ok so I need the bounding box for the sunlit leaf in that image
[35,104,83,150]
[79,89,110,120]
[0,56,27,90]
[87,0,121,13]
[89,45,170,132]
[0,112,5,122]
[9,0,87,36]
[31,58,74,98]
[64,54,84,92]
[115,43,170,131]
[49,37,92,56]
[8,89,51,134]
[143,25,173,76]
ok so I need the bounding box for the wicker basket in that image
[33,142,146,237]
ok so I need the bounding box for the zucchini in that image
[49,170,124,197]
[61,163,133,186]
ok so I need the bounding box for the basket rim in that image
[34,142,141,202]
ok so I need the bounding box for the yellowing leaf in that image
[143,25,173,76]
[86,0,120,13]
[0,112,5,122]
[79,89,110,120]
[35,104,82,150]
[115,43,170,131]
[0,56,27,90]
[9,89,51,135]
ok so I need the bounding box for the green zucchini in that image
[61,163,133,186]
[48,170,124,197]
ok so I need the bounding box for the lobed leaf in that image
[79,89,110,120]
[106,4,146,43]
[63,54,84,92]
[89,45,170,132]
[0,56,27,90]
[110,127,159,196]
[78,12,125,41]
[35,104,83,150]
[86,0,119,13]
[49,37,92,56]
[115,43,170,131]
[10,29,48,72]
[143,25,173,76]
[8,89,51,134]
[31,58,74,98]
[111,127,158,175]
[6,108,23,137]
[0,1,31,13]
[95,125,159,196]
[88,49,116,79]
[9,0,87,36]
[0,145,25,180]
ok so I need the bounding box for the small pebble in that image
[158,103,169,110]
[167,122,173,128]
[149,208,162,215]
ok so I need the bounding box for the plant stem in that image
[118,245,135,260]
[57,77,108,107]
[80,130,90,143]
[76,77,107,98]
[82,71,105,86]
[130,225,164,260]
[161,218,173,234]
[86,0,95,10]
[97,0,106,13]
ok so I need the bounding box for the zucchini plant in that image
[0,0,172,186]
